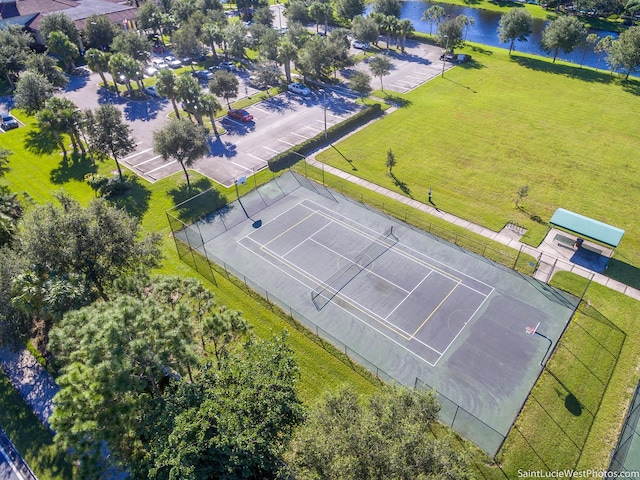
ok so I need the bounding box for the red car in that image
[227,109,253,122]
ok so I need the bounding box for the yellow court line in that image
[409,281,461,340]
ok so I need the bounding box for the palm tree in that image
[201,93,221,136]
[85,48,112,89]
[201,23,222,63]
[46,97,84,154]
[36,107,68,157]
[398,19,414,52]
[277,40,297,83]
[380,15,398,50]
[156,69,181,118]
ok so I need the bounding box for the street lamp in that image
[276,0,282,30]
[323,90,327,140]
[441,35,449,77]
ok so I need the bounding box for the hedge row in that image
[268,103,383,172]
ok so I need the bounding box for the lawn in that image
[317,45,640,289]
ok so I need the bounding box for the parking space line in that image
[263,146,279,153]
[303,126,321,132]
[251,106,269,114]
[124,147,153,160]
[291,132,309,139]
[278,138,296,146]
[247,153,264,161]
[230,160,253,172]
[133,155,163,167]
[146,160,177,174]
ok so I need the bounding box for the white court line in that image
[0,444,25,480]
[301,198,495,293]
[241,199,492,348]
[238,236,444,364]
[242,202,468,350]
[146,160,177,174]
[134,154,162,167]
[124,147,152,160]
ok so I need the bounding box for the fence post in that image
[451,405,459,427]
[514,245,522,270]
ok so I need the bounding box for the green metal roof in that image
[549,208,624,248]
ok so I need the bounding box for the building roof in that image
[549,208,625,248]
[0,0,136,32]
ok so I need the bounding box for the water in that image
[367,2,618,71]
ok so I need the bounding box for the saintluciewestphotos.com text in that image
[518,470,640,478]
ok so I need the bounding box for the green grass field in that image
[318,45,640,289]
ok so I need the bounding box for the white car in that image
[152,59,169,70]
[218,61,236,71]
[288,82,311,96]
[352,40,370,50]
[145,86,161,98]
[164,55,182,68]
[144,65,159,77]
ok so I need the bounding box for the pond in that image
[366,2,618,71]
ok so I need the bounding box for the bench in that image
[554,234,575,248]
[581,243,602,256]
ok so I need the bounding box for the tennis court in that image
[239,199,493,366]
[175,172,578,455]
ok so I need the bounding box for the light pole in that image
[277,0,282,30]
[441,35,449,77]
[323,90,327,140]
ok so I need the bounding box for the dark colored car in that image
[1,113,19,131]
[227,109,253,122]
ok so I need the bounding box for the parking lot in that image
[348,39,449,94]
[50,37,448,187]
[124,89,361,187]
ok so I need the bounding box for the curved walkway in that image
[305,154,640,302]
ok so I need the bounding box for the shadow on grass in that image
[510,55,637,89]
[390,172,412,197]
[109,175,152,220]
[331,144,357,171]
[167,178,225,224]
[50,153,97,184]
[24,129,60,156]
[604,258,640,290]
[0,375,75,479]
[381,91,412,108]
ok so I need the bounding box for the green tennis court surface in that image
[175,172,579,454]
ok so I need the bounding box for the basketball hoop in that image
[525,322,540,336]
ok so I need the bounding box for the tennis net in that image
[311,226,398,310]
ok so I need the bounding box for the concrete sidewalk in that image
[305,156,640,302]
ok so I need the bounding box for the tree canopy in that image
[607,25,640,78]
[540,15,586,63]
[153,119,209,190]
[498,9,534,55]
[284,385,473,480]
